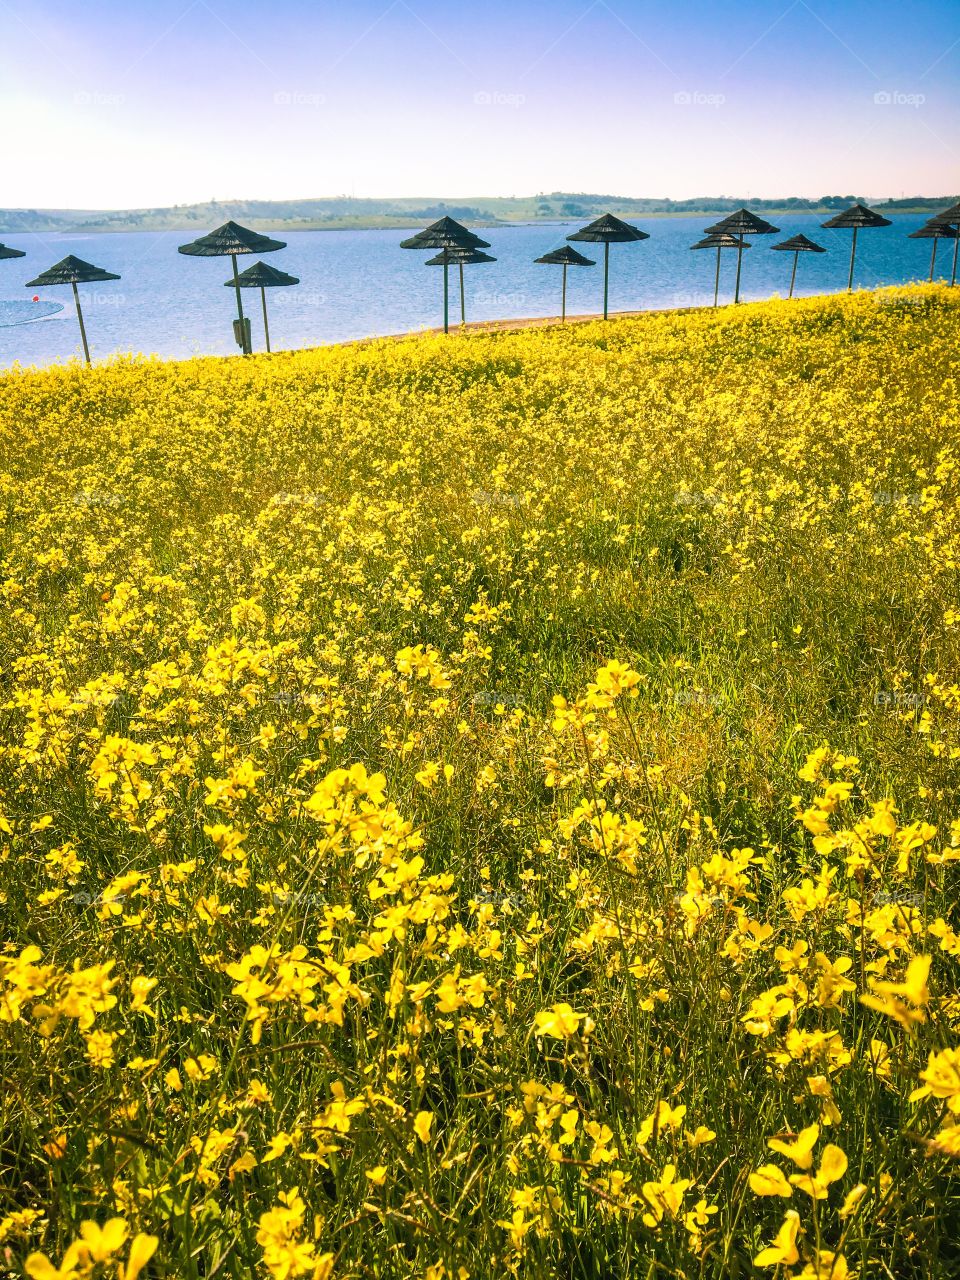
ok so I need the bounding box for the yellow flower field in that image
[1,287,959,1278]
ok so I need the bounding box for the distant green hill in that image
[1,192,954,234]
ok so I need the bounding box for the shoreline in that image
[0,306,674,372]
[303,283,947,349]
[5,284,951,374]
[349,305,689,344]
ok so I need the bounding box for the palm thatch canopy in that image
[932,200,960,225]
[567,213,649,243]
[225,261,299,288]
[820,203,891,229]
[567,214,648,319]
[930,203,960,287]
[926,208,960,231]
[25,255,120,286]
[693,231,750,306]
[535,246,595,266]
[538,245,596,321]
[400,217,490,250]
[179,221,286,257]
[909,222,960,241]
[0,243,26,260]
[911,214,959,283]
[401,217,490,333]
[772,233,826,253]
[222,260,298,355]
[705,208,779,236]
[690,232,748,250]
[24,256,119,365]
[425,248,495,266]
[702,211,775,304]
[820,204,890,291]
[181,222,284,356]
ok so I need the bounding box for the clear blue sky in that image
[1,0,958,208]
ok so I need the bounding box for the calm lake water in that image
[0,213,952,370]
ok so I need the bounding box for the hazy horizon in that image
[3,190,956,217]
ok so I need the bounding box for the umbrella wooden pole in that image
[261,286,271,353]
[951,232,959,287]
[603,242,609,320]
[232,254,250,354]
[562,264,567,321]
[459,263,466,325]
[72,281,91,365]
[789,250,799,299]
[929,239,938,283]
[733,235,744,304]
[713,247,721,307]
[847,227,858,292]
[443,261,449,334]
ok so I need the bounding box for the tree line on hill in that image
[0,193,952,235]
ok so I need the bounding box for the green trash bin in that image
[232,316,252,353]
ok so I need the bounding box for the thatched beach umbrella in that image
[24,255,120,364]
[704,209,779,304]
[929,201,960,285]
[534,246,595,321]
[425,246,495,325]
[223,260,298,353]
[401,216,490,252]
[908,219,960,283]
[401,217,491,334]
[567,214,649,320]
[820,203,891,291]
[690,232,748,307]
[179,221,286,355]
[771,233,826,298]
[0,244,26,261]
